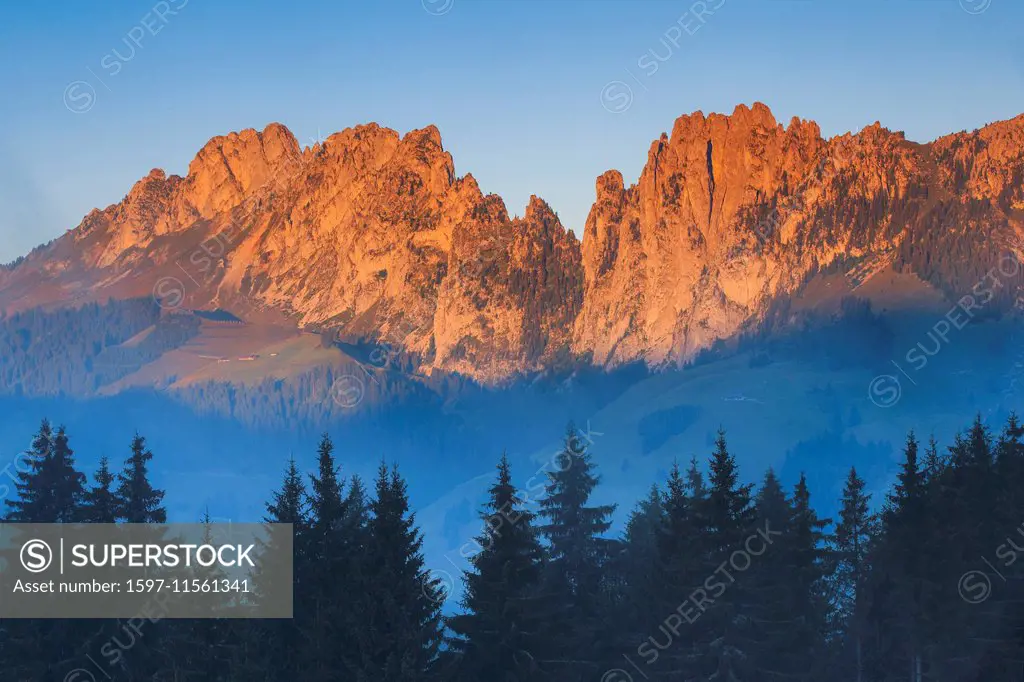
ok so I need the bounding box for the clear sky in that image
[1,0,1021,263]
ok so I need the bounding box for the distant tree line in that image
[2,413,1024,680]
[709,296,896,372]
[173,363,447,429]
[0,255,26,271]
[0,300,199,397]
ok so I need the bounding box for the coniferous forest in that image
[2,414,1024,681]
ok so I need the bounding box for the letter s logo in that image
[20,539,53,573]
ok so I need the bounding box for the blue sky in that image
[1,0,1021,263]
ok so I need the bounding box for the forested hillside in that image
[0,300,199,396]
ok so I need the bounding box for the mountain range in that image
[2,102,1023,390]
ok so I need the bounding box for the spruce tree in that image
[539,423,617,598]
[109,433,168,680]
[647,462,703,677]
[619,483,663,621]
[922,436,944,482]
[944,416,1006,679]
[308,435,345,536]
[81,456,119,523]
[537,423,617,678]
[862,417,1019,680]
[174,510,235,678]
[686,454,707,502]
[5,422,85,523]
[705,430,755,548]
[785,473,831,679]
[695,429,755,681]
[341,473,372,656]
[50,426,86,523]
[303,434,351,680]
[1,422,87,680]
[73,455,125,681]
[986,414,1024,678]
[238,456,309,681]
[754,468,788,528]
[873,432,929,681]
[447,454,550,681]
[3,419,54,522]
[747,468,792,679]
[833,467,876,682]
[605,482,663,675]
[116,433,166,523]
[343,474,370,543]
[351,464,443,680]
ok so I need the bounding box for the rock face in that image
[2,103,1022,382]
[576,103,1024,367]
[576,103,827,365]
[0,121,583,383]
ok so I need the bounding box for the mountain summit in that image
[3,103,1023,383]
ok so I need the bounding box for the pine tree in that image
[539,423,617,597]
[173,510,235,679]
[0,422,87,680]
[3,419,54,522]
[5,422,85,523]
[116,433,166,523]
[605,482,665,675]
[986,413,1024,679]
[922,436,944,482]
[343,475,370,543]
[873,432,929,682]
[618,483,663,623]
[537,422,617,679]
[351,464,443,680]
[686,454,707,501]
[106,433,169,680]
[303,434,352,680]
[943,416,1007,680]
[341,473,372,665]
[695,429,756,681]
[81,456,119,523]
[645,462,702,677]
[236,456,309,681]
[833,467,876,682]
[447,454,550,681]
[785,473,831,679]
[746,468,792,679]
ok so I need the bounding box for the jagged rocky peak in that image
[431,187,583,381]
[117,168,179,226]
[930,112,1024,207]
[183,122,302,218]
[3,105,1023,384]
[573,102,1024,369]
[582,103,828,266]
[645,102,824,232]
[310,123,456,194]
[595,169,626,199]
[575,102,830,367]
